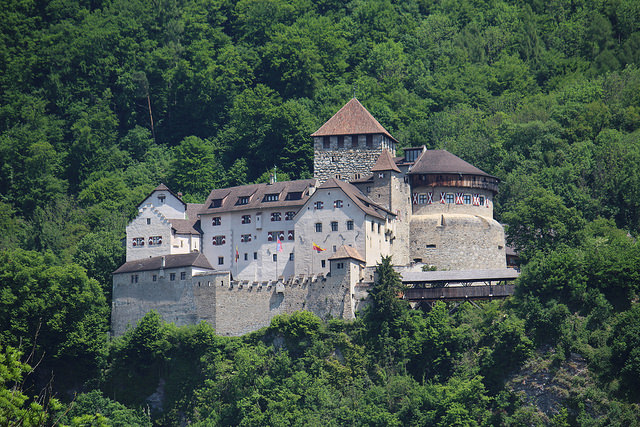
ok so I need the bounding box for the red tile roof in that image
[311,98,397,142]
[329,245,365,262]
[371,149,401,173]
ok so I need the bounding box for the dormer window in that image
[237,196,249,205]
[264,193,279,202]
[285,192,302,200]
[210,198,222,208]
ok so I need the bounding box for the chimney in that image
[161,256,166,268]
[177,192,183,199]
[269,173,275,185]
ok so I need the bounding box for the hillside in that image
[1,0,640,424]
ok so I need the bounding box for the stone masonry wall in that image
[112,268,357,337]
[409,214,506,270]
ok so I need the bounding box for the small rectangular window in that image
[149,236,162,246]
[241,234,252,243]
[244,253,248,261]
[464,194,471,205]
[315,223,322,232]
[334,200,343,208]
[273,254,277,262]
[371,222,375,231]
[146,218,151,225]
[285,211,295,220]
[241,215,251,224]
[337,135,344,148]
[170,273,176,281]
[287,230,294,240]
[366,134,373,147]
[337,262,344,269]
[271,212,281,221]
[212,217,221,226]
[131,274,139,283]
[254,252,258,260]
[180,272,186,280]
[212,235,226,245]
[264,194,279,202]
[158,195,166,203]
[237,196,249,205]
[446,194,455,204]
[152,275,157,282]
[321,260,326,268]
[347,220,354,230]
[333,245,337,252]
[315,201,324,210]
[323,136,330,149]
[351,135,358,147]
[479,196,485,206]
[218,257,224,265]
[331,221,338,231]
[132,237,145,247]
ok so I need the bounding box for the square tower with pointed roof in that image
[312,98,397,183]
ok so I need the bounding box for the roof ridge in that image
[311,98,397,142]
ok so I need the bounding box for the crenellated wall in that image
[112,267,358,337]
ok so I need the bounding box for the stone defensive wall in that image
[112,270,358,337]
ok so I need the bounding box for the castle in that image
[112,99,508,336]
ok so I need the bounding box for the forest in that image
[1,0,640,424]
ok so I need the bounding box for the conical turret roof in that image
[311,98,397,142]
[371,149,401,173]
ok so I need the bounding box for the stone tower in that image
[407,150,506,270]
[369,149,411,265]
[312,98,397,183]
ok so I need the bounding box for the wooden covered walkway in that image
[400,269,519,303]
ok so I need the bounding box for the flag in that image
[312,242,326,252]
[277,238,283,252]
[235,246,239,262]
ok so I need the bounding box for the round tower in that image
[408,150,506,270]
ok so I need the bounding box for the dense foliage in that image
[1,0,640,424]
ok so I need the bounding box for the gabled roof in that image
[113,252,213,274]
[408,150,495,178]
[329,245,365,263]
[138,183,187,209]
[311,98,398,143]
[200,179,317,215]
[318,178,395,220]
[371,149,401,173]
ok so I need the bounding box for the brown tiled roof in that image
[311,98,398,142]
[350,174,374,184]
[408,150,495,178]
[186,203,203,219]
[318,178,395,220]
[199,179,317,215]
[171,219,202,235]
[329,245,365,262]
[138,183,187,209]
[371,149,401,173]
[113,252,213,274]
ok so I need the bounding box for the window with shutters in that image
[212,235,226,245]
[334,200,343,208]
[132,237,145,247]
[241,215,251,224]
[149,236,162,246]
[212,217,221,226]
[271,212,281,221]
[285,211,295,220]
[315,201,323,210]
